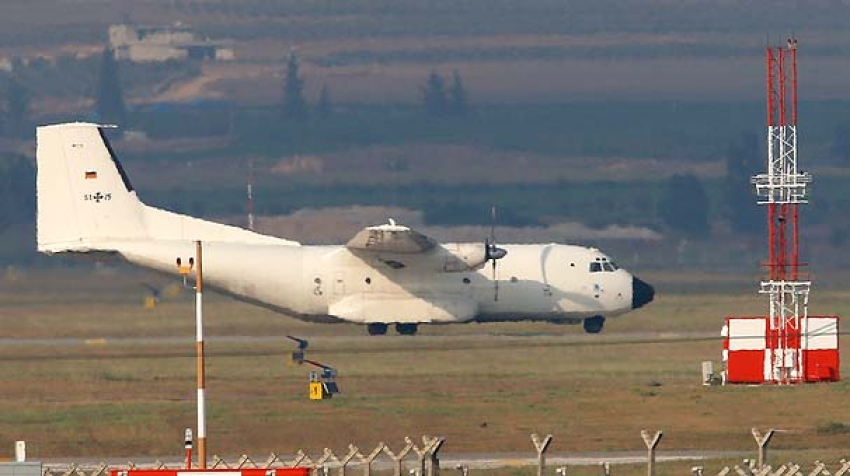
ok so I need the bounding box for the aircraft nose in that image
[632,276,655,309]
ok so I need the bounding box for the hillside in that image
[1,1,850,272]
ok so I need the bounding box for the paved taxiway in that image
[0,331,720,359]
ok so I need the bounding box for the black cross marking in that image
[93,192,105,203]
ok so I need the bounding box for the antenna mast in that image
[752,37,810,384]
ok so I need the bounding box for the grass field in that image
[1,266,849,464]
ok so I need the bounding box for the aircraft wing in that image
[345,220,489,272]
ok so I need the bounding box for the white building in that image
[109,24,235,62]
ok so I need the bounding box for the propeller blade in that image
[492,258,499,301]
[490,204,497,244]
[488,204,502,301]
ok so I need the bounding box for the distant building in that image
[109,24,235,62]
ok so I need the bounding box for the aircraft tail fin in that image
[37,122,300,252]
[36,123,147,253]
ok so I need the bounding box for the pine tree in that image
[724,132,763,234]
[282,52,307,120]
[421,70,447,116]
[448,69,467,116]
[317,84,331,117]
[4,76,29,138]
[95,48,127,126]
[0,154,35,234]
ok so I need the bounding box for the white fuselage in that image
[35,123,651,332]
[114,239,635,324]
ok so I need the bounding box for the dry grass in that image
[1,267,850,462]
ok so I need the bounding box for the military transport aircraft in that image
[36,122,654,335]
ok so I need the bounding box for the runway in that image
[0,332,722,361]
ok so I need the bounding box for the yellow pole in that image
[195,240,207,469]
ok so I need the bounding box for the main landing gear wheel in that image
[395,323,418,335]
[582,315,605,334]
[367,323,388,335]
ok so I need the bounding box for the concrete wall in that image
[0,462,41,476]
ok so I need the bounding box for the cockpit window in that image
[589,256,619,273]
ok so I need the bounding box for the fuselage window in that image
[602,262,614,272]
[589,262,602,273]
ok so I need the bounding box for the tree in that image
[95,47,127,126]
[448,69,467,115]
[724,132,763,234]
[0,155,35,234]
[4,76,29,138]
[317,84,331,117]
[282,52,307,120]
[657,174,710,237]
[421,70,447,116]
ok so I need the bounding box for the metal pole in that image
[196,240,207,469]
[751,428,775,469]
[640,430,663,476]
[530,433,553,476]
[185,428,193,470]
[14,441,25,462]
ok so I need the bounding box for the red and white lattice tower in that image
[751,37,811,384]
[722,39,839,385]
